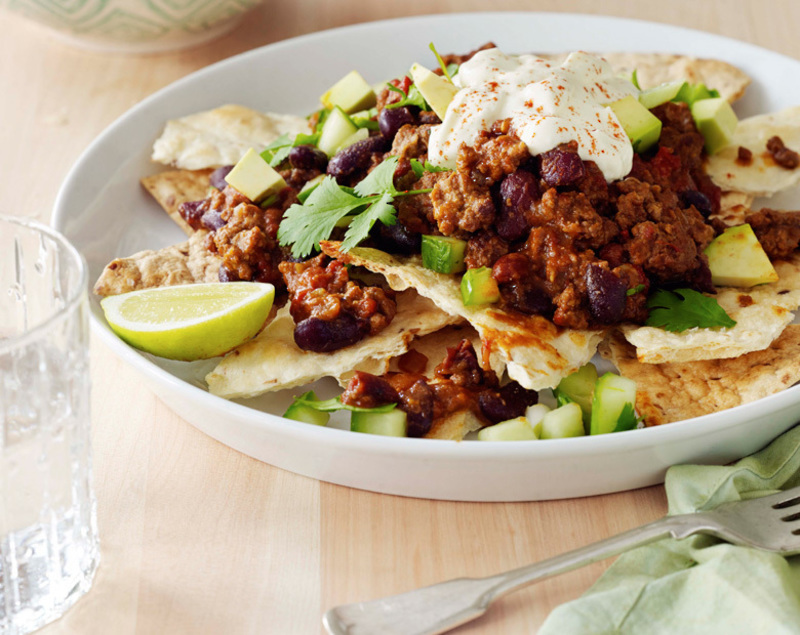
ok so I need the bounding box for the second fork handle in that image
[486,512,715,601]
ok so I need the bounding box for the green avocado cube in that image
[421,235,467,274]
[690,97,738,154]
[320,70,377,114]
[224,148,287,202]
[638,81,686,110]
[608,95,662,153]
[409,63,459,119]
[704,224,779,287]
[460,267,500,306]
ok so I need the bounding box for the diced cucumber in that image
[335,127,369,153]
[539,403,585,439]
[297,174,326,203]
[590,373,638,435]
[318,106,359,157]
[351,408,407,437]
[421,235,467,274]
[608,95,662,153]
[477,417,537,441]
[283,398,330,426]
[554,363,598,429]
[639,81,686,110]
[673,82,718,106]
[524,403,551,439]
[460,267,500,306]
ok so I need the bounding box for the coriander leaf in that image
[293,132,320,147]
[341,193,396,252]
[262,133,291,152]
[410,159,425,180]
[267,145,291,167]
[645,288,737,332]
[446,63,459,78]
[292,391,397,413]
[277,177,367,258]
[354,156,399,197]
[386,82,428,111]
[626,283,646,297]
[410,158,453,176]
[612,402,639,433]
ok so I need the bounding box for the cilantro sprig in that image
[386,81,428,111]
[260,132,321,167]
[409,158,452,179]
[290,390,397,413]
[278,156,434,258]
[645,288,736,332]
[612,402,641,433]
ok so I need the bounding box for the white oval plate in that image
[53,12,800,501]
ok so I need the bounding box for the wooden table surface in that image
[2,1,798,633]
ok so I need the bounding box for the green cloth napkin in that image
[539,424,800,635]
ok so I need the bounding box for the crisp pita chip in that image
[600,327,800,425]
[621,255,800,364]
[320,242,604,391]
[426,410,483,441]
[706,106,800,196]
[151,105,310,170]
[709,191,755,227]
[141,169,212,236]
[93,231,221,296]
[206,290,462,399]
[538,52,750,102]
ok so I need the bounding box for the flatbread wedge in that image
[320,242,604,391]
[93,230,221,296]
[151,105,310,170]
[206,290,462,399]
[140,168,212,236]
[600,326,800,425]
[707,106,800,196]
[621,255,800,364]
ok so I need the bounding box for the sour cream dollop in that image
[427,49,638,182]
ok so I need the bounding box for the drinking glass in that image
[0,216,99,634]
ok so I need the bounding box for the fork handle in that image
[486,512,711,600]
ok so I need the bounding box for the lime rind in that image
[101,282,275,360]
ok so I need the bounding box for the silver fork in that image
[323,486,800,635]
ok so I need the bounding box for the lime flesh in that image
[101,282,275,360]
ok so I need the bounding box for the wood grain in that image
[1,2,795,633]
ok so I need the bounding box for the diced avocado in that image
[539,403,585,439]
[409,62,459,120]
[421,235,467,274]
[608,95,662,153]
[554,363,598,429]
[318,106,359,157]
[691,97,738,154]
[460,267,500,306]
[639,81,686,110]
[590,373,638,435]
[477,417,537,441]
[297,174,325,203]
[224,147,287,203]
[350,408,407,437]
[283,396,330,426]
[320,70,377,114]
[673,82,718,106]
[335,127,369,153]
[704,224,779,287]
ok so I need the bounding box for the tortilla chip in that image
[93,231,221,296]
[206,290,462,399]
[426,410,483,441]
[600,327,800,425]
[709,191,755,227]
[320,242,604,391]
[141,169,213,236]
[621,255,800,364]
[706,106,800,196]
[151,105,310,170]
[539,52,750,102]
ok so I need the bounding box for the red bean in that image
[327,136,388,182]
[585,264,627,324]
[379,106,414,140]
[293,314,369,352]
[497,169,538,240]
[478,382,538,424]
[540,144,585,187]
[289,145,328,171]
[210,165,234,190]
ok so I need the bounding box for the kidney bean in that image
[327,136,388,182]
[497,169,538,240]
[218,264,239,283]
[209,165,234,190]
[178,200,205,230]
[341,371,400,409]
[679,189,713,216]
[293,313,369,352]
[540,145,585,187]
[398,378,434,438]
[379,106,414,140]
[289,145,328,171]
[375,221,421,255]
[479,382,538,424]
[585,264,627,324]
[200,208,225,231]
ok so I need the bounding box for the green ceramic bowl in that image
[1,0,263,52]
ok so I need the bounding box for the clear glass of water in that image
[0,215,99,634]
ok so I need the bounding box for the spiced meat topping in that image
[767,135,800,170]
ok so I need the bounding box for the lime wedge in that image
[100,282,274,360]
